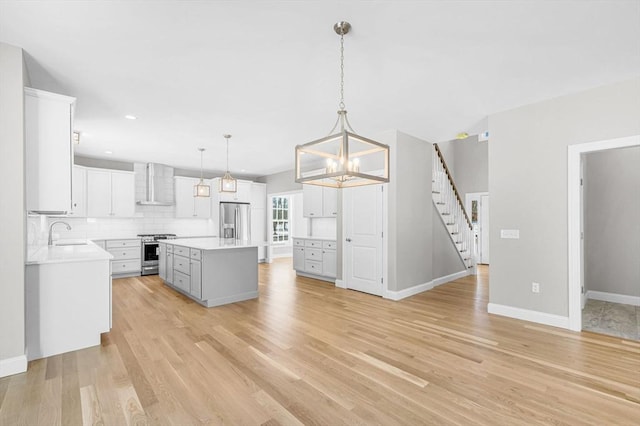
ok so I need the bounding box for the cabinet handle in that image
[346,238,352,242]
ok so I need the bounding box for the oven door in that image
[142,242,159,264]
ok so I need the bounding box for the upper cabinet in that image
[303,185,337,218]
[250,182,266,210]
[174,176,211,218]
[25,88,76,214]
[86,169,135,217]
[212,178,252,203]
[68,165,87,217]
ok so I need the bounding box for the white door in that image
[466,192,489,264]
[480,195,490,264]
[344,184,384,296]
[580,156,586,309]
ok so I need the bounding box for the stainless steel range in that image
[138,234,177,275]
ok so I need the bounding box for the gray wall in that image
[489,78,640,316]
[257,169,302,194]
[584,146,640,296]
[432,204,466,278]
[386,131,433,292]
[0,42,26,374]
[452,136,489,201]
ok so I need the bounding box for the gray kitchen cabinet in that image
[106,239,141,277]
[25,87,76,214]
[158,243,166,281]
[190,259,202,299]
[292,237,336,282]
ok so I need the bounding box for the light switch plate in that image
[500,229,520,239]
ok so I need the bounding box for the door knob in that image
[346,238,352,242]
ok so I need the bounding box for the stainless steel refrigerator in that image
[219,202,251,240]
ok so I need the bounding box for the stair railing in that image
[432,144,475,269]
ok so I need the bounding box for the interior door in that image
[580,156,586,309]
[344,184,384,296]
[480,195,490,264]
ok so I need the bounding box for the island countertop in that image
[163,237,269,251]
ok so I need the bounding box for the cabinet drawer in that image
[112,259,141,274]
[190,248,201,260]
[305,260,322,275]
[106,239,140,249]
[305,248,322,261]
[174,245,189,257]
[322,241,337,250]
[173,270,190,292]
[173,254,190,275]
[304,240,322,248]
[293,239,305,247]
[109,247,140,260]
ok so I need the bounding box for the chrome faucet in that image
[48,221,72,246]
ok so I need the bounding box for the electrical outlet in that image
[532,282,540,293]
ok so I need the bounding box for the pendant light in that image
[295,21,390,188]
[220,134,237,193]
[194,148,211,197]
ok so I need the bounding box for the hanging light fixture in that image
[295,21,390,188]
[194,147,211,197]
[220,134,237,193]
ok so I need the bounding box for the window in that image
[271,196,289,243]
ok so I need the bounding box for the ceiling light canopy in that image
[220,134,237,193]
[295,21,390,188]
[194,147,211,197]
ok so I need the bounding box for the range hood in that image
[136,163,175,206]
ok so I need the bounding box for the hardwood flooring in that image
[1,261,639,425]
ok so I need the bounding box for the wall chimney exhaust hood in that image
[136,163,175,206]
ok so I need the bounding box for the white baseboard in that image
[270,253,292,260]
[487,303,569,329]
[385,281,434,301]
[335,279,346,289]
[587,290,640,306]
[0,354,27,378]
[432,269,470,287]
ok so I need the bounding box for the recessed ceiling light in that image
[104,150,113,154]
[241,169,246,172]
[124,115,137,120]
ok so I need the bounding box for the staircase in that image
[432,144,476,271]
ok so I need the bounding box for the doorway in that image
[567,134,640,332]
[466,192,489,264]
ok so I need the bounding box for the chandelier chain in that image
[339,33,345,111]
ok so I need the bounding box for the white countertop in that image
[292,236,337,241]
[27,241,113,265]
[163,237,268,251]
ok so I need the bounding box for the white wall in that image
[0,42,27,377]
[488,78,640,317]
[584,146,640,297]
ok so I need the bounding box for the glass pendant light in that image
[194,147,211,197]
[220,134,237,193]
[295,21,390,188]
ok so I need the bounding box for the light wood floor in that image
[1,261,639,425]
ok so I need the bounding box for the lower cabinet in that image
[190,259,202,299]
[106,239,141,277]
[292,238,337,282]
[163,245,202,299]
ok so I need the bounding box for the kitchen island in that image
[158,238,261,307]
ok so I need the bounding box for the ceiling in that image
[1,1,639,177]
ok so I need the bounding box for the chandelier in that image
[295,21,390,188]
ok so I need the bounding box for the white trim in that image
[295,270,335,283]
[335,279,346,289]
[0,354,27,378]
[587,290,640,306]
[567,134,640,332]
[432,269,470,287]
[384,281,434,301]
[488,303,569,329]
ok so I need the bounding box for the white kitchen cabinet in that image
[175,176,211,218]
[25,87,75,214]
[69,166,87,217]
[213,178,252,203]
[303,184,338,218]
[87,168,135,217]
[251,182,267,210]
[292,237,336,282]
